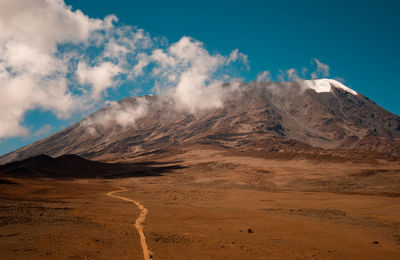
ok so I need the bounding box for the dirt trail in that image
[106,189,153,260]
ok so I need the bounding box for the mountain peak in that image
[303,78,358,95]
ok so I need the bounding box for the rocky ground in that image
[1,147,400,259]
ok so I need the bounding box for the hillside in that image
[1,79,399,164]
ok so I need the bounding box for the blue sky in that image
[65,0,400,109]
[0,0,399,156]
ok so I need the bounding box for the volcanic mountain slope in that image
[1,79,400,164]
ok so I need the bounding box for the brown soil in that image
[1,148,400,259]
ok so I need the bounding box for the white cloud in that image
[272,59,333,84]
[256,70,271,82]
[286,68,299,81]
[0,0,106,53]
[132,53,151,77]
[0,0,110,138]
[77,61,123,99]
[139,36,243,113]
[0,0,149,139]
[314,58,330,77]
[227,49,249,69]
[103,28,152,66]
[81,97,149,133]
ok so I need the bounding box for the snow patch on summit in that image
[303,79,358,95]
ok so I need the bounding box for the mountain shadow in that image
[0,154,186,179]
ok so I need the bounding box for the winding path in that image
[106,189,153,260]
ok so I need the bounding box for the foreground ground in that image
[1,147,400,259]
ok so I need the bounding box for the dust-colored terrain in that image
[1,147,400,259]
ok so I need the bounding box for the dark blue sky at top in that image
[1,0,399,156]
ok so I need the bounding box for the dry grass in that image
[1,148,400,259]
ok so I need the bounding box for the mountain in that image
[1,79,399,164]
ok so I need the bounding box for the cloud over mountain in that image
[0,0,117,138]
[0,0,248,139]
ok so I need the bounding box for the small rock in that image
[373,241,379,244]
[248,228,254,234]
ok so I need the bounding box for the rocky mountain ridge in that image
[1,79,399,164]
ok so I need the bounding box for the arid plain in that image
[1,146,400,259]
